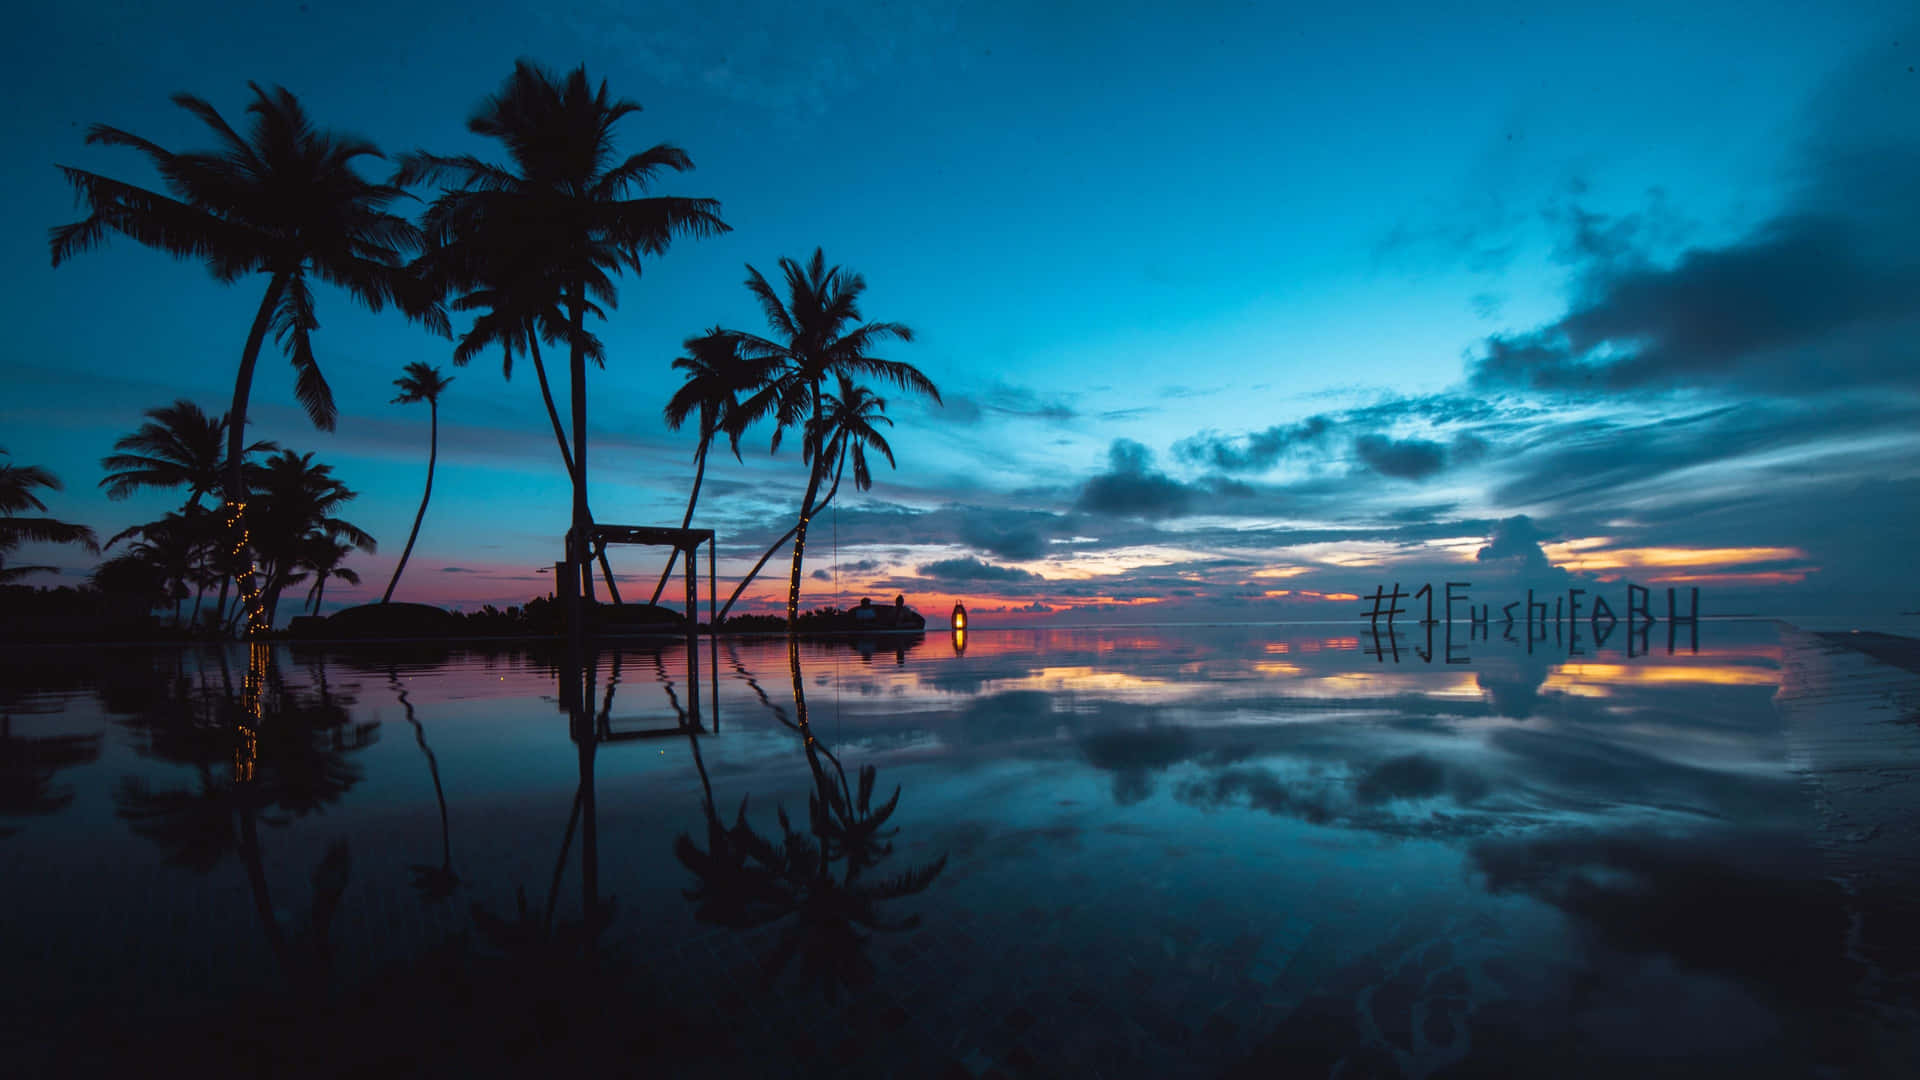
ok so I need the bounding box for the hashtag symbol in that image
[1362,583,1408,629]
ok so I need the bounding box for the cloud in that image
[557,0,963,117]
[1476,515,1555,570]
[1472,81,1920,396]
[1175,395,1523,477]
[1352,753,1490,806]
[1174,416,1334,473]
[1075,439,1197,518]
[916,556,1041,583]
[958,511,1053,561]
[439,566,474,573]
[1353,434,1448,480]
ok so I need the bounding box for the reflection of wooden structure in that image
[558,525,718,726]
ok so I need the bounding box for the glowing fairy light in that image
[235,640,266,783]
[226,499,267,637]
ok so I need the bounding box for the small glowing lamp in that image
[951,603,967,631]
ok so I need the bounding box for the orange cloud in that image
[1645,571,1811,586]
[1543,544,1807,572]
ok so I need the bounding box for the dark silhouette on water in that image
[112,646,376,991]
[0,714,100,838]
[672,636,947,999]
[51,83,448,634]
[391,667,460,902]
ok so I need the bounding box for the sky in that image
[3,0,1917,624]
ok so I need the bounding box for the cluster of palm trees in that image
[47,59,941,636]
[89,399,376,632]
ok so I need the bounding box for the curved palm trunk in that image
[785,422,852,626]
[717,442,848,624]
[530,337,620,604]
[381,398,438,603]
[650,433,711,605]
[225,272,289,638]
[396,678,454,880]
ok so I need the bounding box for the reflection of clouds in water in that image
[1469,825,1854,1008]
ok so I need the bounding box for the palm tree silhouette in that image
[0,449,99,583]
[103,510,202,626]
[100,399,275,507]
[380,362,452,604]
[101,402,276,626]
[51,84,447,633]
[718,371,909,622]
[300,536,361,616]
[247,450,374,629]
[418,183,627,602]
[709,250,939,625]
[398,60,728,615]
[651,330,757,605]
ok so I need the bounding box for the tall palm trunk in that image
[530,337,620,604]
[565,283,590,658]
[381,398,438,603]
[225,272,289,637]
[650,430,711,605]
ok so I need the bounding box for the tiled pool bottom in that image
[4,622,1920,1076]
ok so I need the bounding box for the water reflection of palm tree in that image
[471,650,616,966]
[391,668,459,901]
[0,713,102,837]
[673,638,946,999]
[113,646,375,989]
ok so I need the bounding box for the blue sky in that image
[4,1,1917,620]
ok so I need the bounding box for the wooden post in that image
[709,537,719,733]
[685,543,701,727]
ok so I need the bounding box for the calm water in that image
[4,621,1919,1077]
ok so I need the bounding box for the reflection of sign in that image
[1362,581,1698,631]
[1359,581,1701,664]
[1362,596,1701,664]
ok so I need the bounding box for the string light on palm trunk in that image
[226,499,267,637]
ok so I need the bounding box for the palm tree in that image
[101,402,275,625]
[301,537,361,616]
[422,185,626,600]
[398,60,728,626]
[711,250,938,625]
[51,83,447,634]
[651,330,757,605]
[380,362,452,603]
[0,449,99,583]
[104,510,203,625]
[247,451,375,629]
[100,399,264,507]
